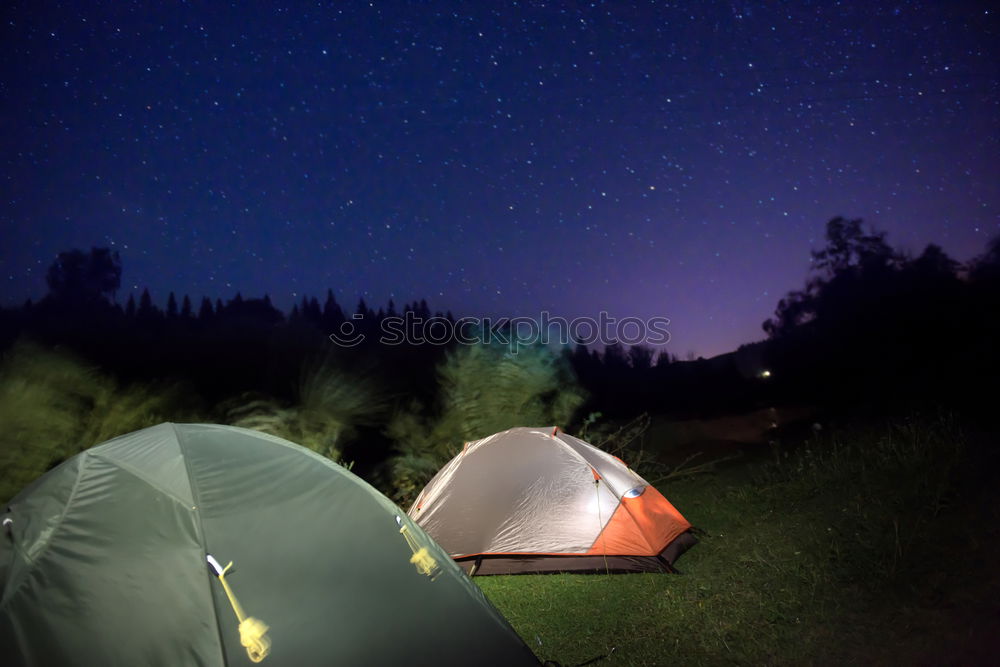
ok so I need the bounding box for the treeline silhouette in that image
[577,218,1000,419]
[762,218,1000,415]
[0,247,457,409]
[2,217,999,428]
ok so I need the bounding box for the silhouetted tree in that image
[198,297,214,321]
[764,217,900,337]
[45,247,122,305]
[355,298,371,319]
[969,234,1000,286]
[416,299,431,320]
[136,289,159,322]
[628,344,655,370]
[322,290,345,328]
[909,244,960,281]
[810,217,895,276]
[304,297,322,324]
[654,351,675,369]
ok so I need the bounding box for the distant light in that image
[759,369,772,378]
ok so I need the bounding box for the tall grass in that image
[434,342,586,439]
[582,412,738,487]
[758,414,965,586]
[382,342,586,504]
[219,356,384,461]
[0,340,204,502]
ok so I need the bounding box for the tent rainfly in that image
[0,423,538,666]
[409,427,697,575]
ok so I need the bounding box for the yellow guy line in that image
[207,554,272,663]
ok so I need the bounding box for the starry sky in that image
[2,1,997,358]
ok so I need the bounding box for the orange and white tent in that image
[408,427,696,574]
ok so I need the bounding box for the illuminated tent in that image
[0,423,538,666]
[409,427,697,575]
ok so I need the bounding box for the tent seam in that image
[40,450,88,563]
[89,453,194,509]
[549,433,634,553]
[547,433,593,472]
[557,432,660,554]
[0,452,89,611]
[171,423,231,667]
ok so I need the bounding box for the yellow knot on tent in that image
[207,555,272,662]
[396,516,440,580]
[238,616,271,663]
[409,547,438,578]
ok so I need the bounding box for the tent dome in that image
[0,423,537,666]
[409,427,696,575]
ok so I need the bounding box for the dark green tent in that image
[0,424,538,666]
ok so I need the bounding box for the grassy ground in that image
[477,416,1000,666]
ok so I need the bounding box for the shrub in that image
[382,342,587,505]
[218,356,384,461]
[0,339,203,502]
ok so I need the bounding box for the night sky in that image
[2,2,997,357]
